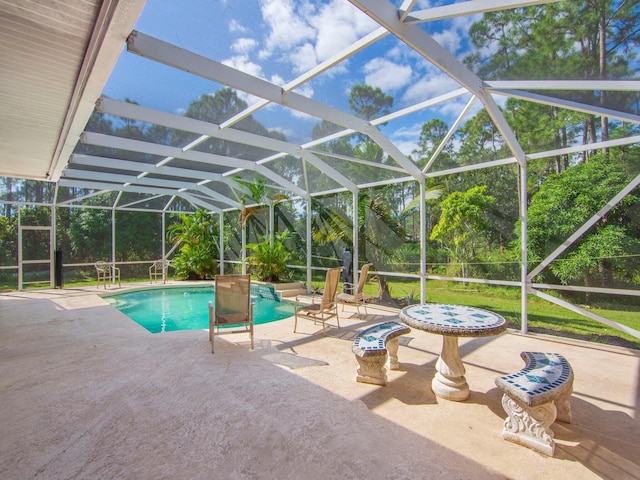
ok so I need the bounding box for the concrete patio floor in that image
[1,283,639,479]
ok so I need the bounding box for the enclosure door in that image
[19,226,52,290]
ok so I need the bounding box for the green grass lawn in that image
[382,279,640,350]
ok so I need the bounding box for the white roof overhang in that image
[0,0,146,181]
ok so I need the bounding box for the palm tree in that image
[310,187,406,303]
[310,142,446,303]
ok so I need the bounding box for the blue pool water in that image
[104,286,294,334]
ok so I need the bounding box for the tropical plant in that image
[309,185,408,303]
[246,230,293,282]
[167,209,219,280]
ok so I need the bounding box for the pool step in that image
[273,281,307,298]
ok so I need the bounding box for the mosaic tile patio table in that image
[400,304,507,401]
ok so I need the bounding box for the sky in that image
[103,0,485,156]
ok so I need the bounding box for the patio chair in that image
[149,259,170,284]
[294,267,343,335]
[337,263,380,315]
[95,261,120,289]
[209,274,254,353]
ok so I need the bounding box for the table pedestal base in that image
[432,335,469,401]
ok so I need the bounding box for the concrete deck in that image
[1,283,639,479]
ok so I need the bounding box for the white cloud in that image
[270,73,286,86]
[231,37,258,54]
[309,1,378,62]
[431,15,480,58]
[432,29,462,55]
[402,71,459,104]
[394,122,424,140]
[386,46,404,62]
[435,96,477,119]
[257,0,378,74]
[269,126,297,138]
[289,43,318,74]
[259,0,316,58]
[229,19,249,34]
[393,139,421,157]
[293,83,314,98]
[389,122,424,156]
[363,58,413,92]
[222,55,263,78]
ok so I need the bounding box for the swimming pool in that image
[104,286,294,333]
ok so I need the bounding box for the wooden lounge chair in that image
[209,274,254,353]
[337,263,379,315]
[95,261,120,289]
[294,267,342,335]
[149,259,170,284]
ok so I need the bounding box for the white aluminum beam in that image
[195,185,243,209]
[425,158,517,178]
[81,132,308,197]
[373,88,470,125]
[533,283,640,297]
[406,0,563,23]
[301,152,358,193]
[119,194,165,209]
[177,192,222,213]
[58,178,181,197]
[82,132,255,169]
[422,134,640,178]
[71,153,225,183]
[302,129,358,150]
[349,0,527,168]
[98,98,357,193]
[297,88,468,154]
[358,176,415,190]
[63,169,137,185]
[72,153,156,173]
[306,149,406,173]
[399,0,419,21]
[127,32,358,128]
[55,189,111,206]
[220,26,389,130]
[486,80,640,91]
[423,95,478,174]
[127,31,423,180]
[97,97,292,155]
[492,89,640,125]
[526,135,640,160]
